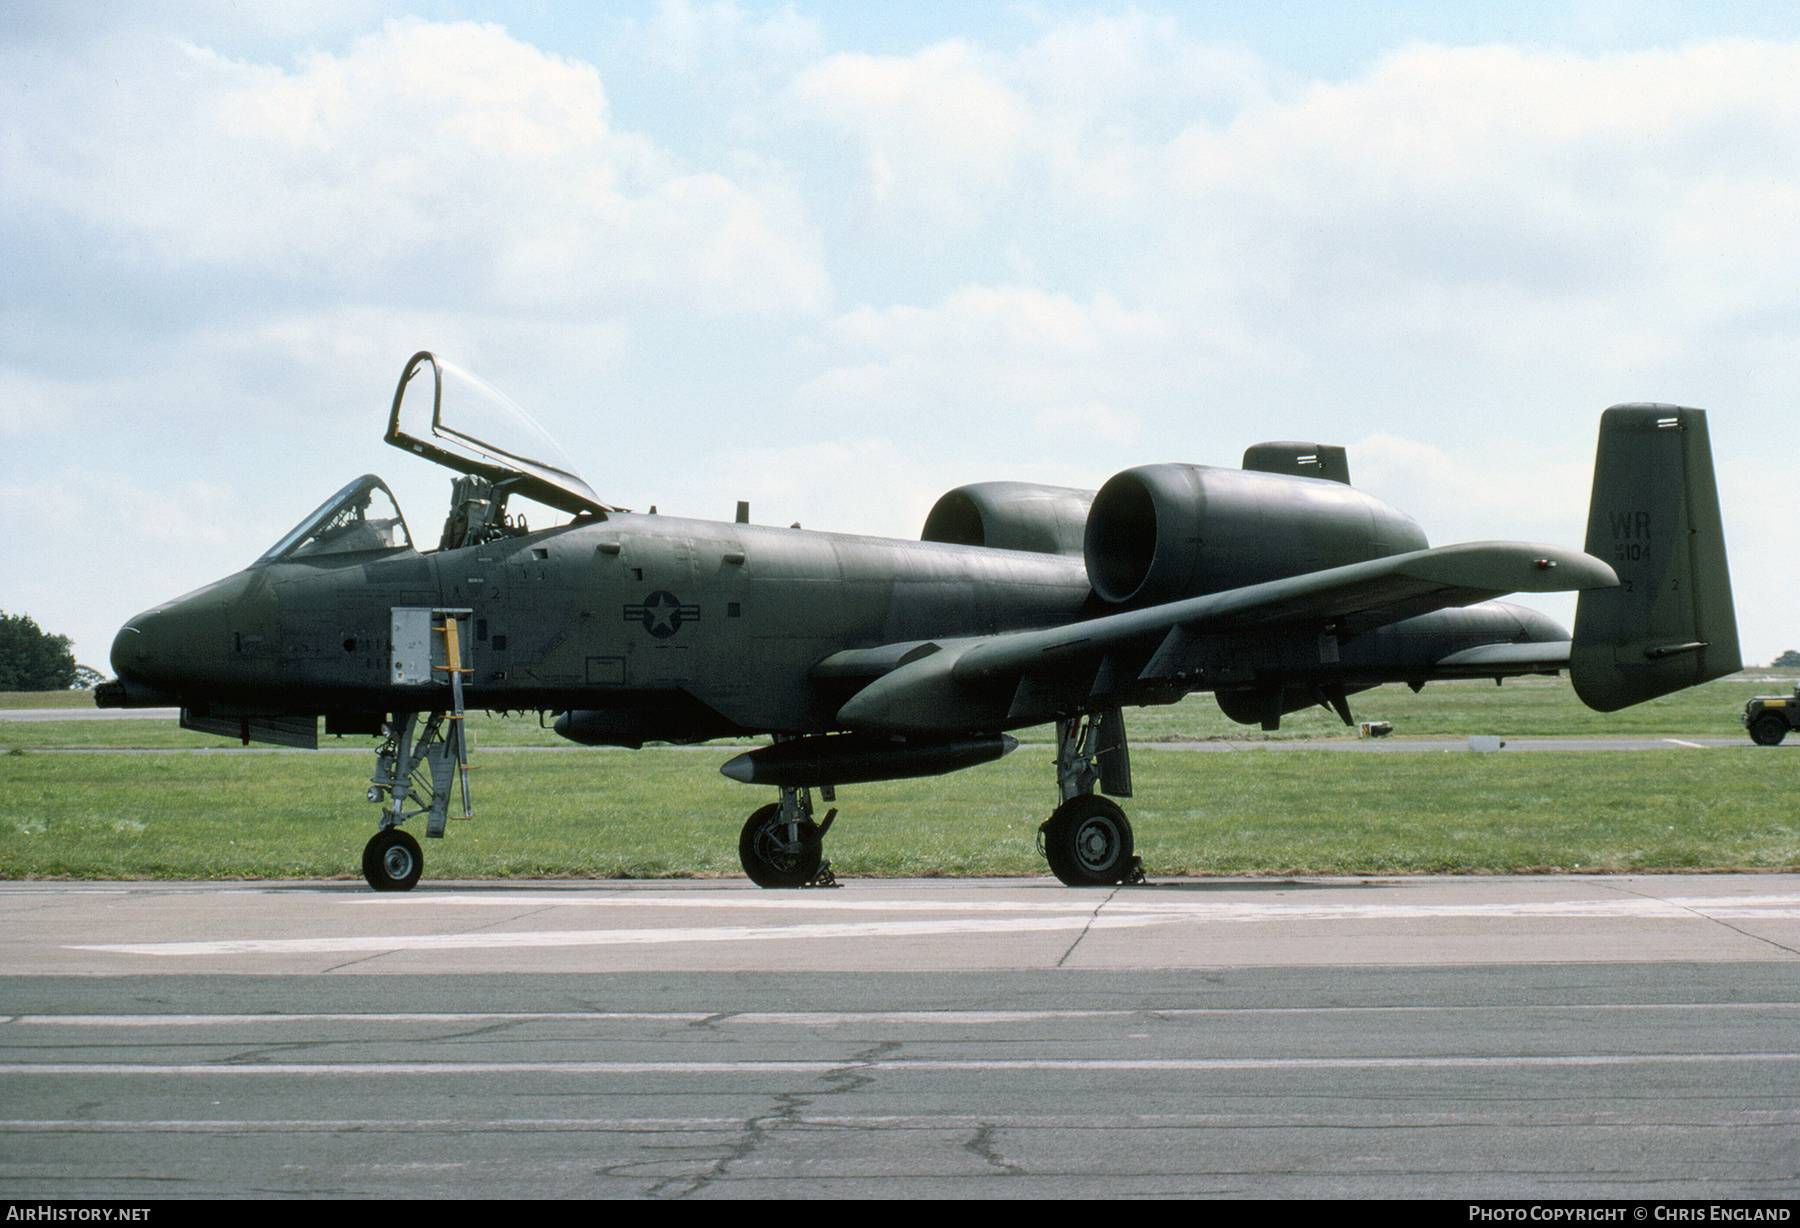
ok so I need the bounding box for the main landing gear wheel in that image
[363,828,423,892]
[1750,713,1788,746]
[738,802,823,888]
[1040,794,1137,887]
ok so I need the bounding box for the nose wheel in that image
[363,828,423,892]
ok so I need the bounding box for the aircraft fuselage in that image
[113,513,1092,735]
[112,504,1567,745]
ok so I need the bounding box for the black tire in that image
[738,803,822,888]
[1040,794,1135,886]
[1750,713,1789,746]
[363,828,423,892]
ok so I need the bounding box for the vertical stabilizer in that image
[1243,442,1352,485]
[1571,404,1739,711]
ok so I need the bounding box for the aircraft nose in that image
[111,607,175,688]
[108,568,268,700]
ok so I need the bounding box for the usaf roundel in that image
[625,591,700,638]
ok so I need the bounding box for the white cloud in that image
[787,13,1274,224]
[3,18,828,314]
[643,0,826,76]
[1350,432,1593,548]
[810,286,1173,408]
[1154,40,1800,383]
[790,40,1030,224]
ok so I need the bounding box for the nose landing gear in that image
[359,704,473,891]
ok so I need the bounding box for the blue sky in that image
[4,1,1796,670]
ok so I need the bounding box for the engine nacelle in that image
[1083,464,1428,605]
[922,481,1092,557]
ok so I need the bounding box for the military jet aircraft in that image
[98,352,1740,891]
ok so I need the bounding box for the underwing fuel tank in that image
[719,733,1019,788]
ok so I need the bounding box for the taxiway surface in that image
[3,874,1798,1198]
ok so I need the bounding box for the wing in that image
[827,541,1616,732]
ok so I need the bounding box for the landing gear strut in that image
[1039,708,1143,886]
[360,707,473,892]
[357,612,476,892]
[738,785,836,888]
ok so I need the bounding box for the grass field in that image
[2,673,1794,880]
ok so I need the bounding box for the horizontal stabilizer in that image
[1435,641,1572,672]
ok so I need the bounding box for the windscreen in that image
[256,474,412,565]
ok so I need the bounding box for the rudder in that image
[1571,404,1740,711]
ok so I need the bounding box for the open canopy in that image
[385,351,612,518]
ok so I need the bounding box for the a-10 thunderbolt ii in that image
[98,352,1740,891]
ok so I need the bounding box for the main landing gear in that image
[360,708,472,891]
[1038,708,1144,887]
[730,713,1146,889]
[738,785,837,888]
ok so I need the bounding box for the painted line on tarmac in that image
[66,893,1800,956]
[350,891,1800,917]
[9,1003,1800,1028]
[6,1053,1800,1077]
[68,914,1166,956]
[7,1109,1798,1133]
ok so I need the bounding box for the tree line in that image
[0,611,85,691]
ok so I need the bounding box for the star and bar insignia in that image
[624,591,701,638]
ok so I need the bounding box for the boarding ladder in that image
[370,607,476,837]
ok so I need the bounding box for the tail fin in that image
[1571,404,1740,711]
